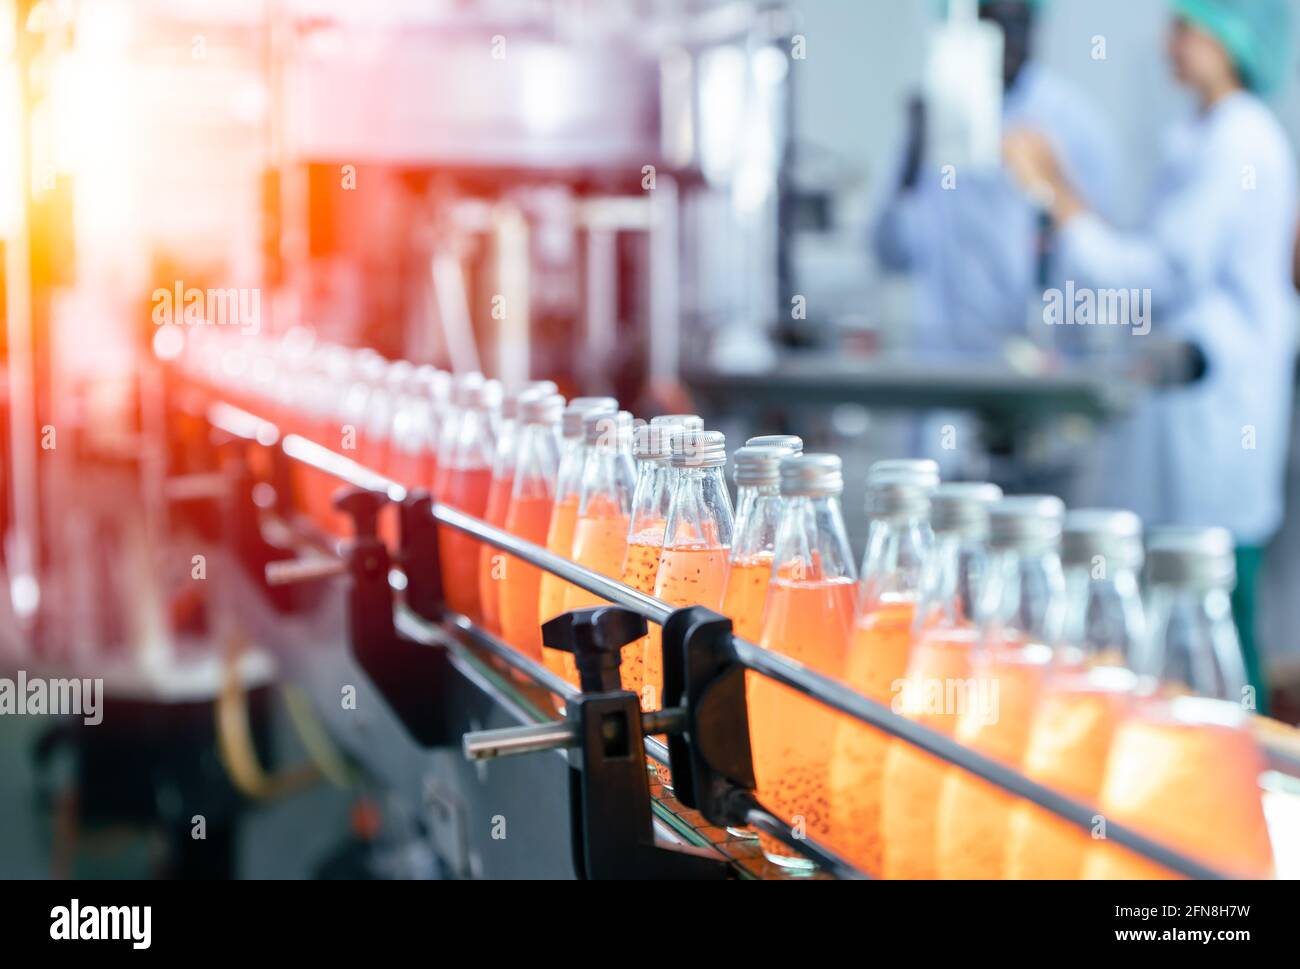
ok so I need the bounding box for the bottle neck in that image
[1141,582,1247,702]
[663,465,734,550]
[731,484,784,562]
[629,459,675,536]
[772,494,856,584]
[979,546,1067,650]
[861,514,933,613]
[578,444,637,517]
[1061,563,1146,668]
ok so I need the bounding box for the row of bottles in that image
[173,328,1276,880]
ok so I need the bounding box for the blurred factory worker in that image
[1004,0,1297,708]
[872,0,1119,358]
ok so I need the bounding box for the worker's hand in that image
[1003,128,1085,224]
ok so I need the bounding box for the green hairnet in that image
[1174,0,1293,95]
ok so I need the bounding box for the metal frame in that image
[205,398,1294,881]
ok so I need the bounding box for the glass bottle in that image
[537,397,618,678]
[619,420,689,704]
[721,445,800,644]
[719,444,793,840]
[435,377,496,621]
[1084,695,1274,879]
[432,372,484,497]
[750,454,858,869]
[1140,526,1248,702]
[558,410,637,686]
[1005,509,1147,879]
[478,381,559,634]
[645,430,734,713]
[935,495,1067,880]
[828,470,933,875]
[498,393,566,663]
[880,482,1002,879]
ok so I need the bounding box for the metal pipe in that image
[432,503,673,625]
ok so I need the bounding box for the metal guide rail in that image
[200,396,1299,881]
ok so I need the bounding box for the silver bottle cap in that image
[988,495,1065,552]
[653,414,704,431]
[562,397,618,438]
[502,380,560,419]
[670,429,727,468]
[451,371,485,406]
[1061,509,1144,572]
[867,458,939,492]
[745,434,804,455]
[929,482,1003,537]
[733,446,789,488]
[520,393,564,424]
[634,423,677,461]
[1146,526,1236,589]
[779,453,844,497]
[584,409,633,446]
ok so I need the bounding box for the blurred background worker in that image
[871,0,1118,362]
[1004,0,1298,708]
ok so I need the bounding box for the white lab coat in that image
[1058,91,1298,545]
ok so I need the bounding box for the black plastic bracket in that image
[336,487,453,748]
[660,606,756,828]
[544,606,730,880]
[213,433,301,614]
[397,489,445,622]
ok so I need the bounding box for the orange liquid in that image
[1004,670,1135,879]
[436,466,492,620]
[750,577,856,863]
[827,600,916,875]
[538,497,580,679]
[645,545,731,711]
[720,555,773,644]
[497,494,556,664]
[880,630,979,879]
[559,504,632,686]
[476,474,515,635]
[935,642,1055,879]
[1083,706,1274,880]
[619,537,664,703]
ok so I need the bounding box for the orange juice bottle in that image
[1084,697,1274,879]
[935,495,1067,880]
[749,453,857,869]
[723,444,801,643]
[537,398,617,677]
[880,482,1002,879]
[828,469,933,875]
[1005,509,1147,879]
[498,394,565,663]
[434,377,498,621]
[619,419,696,702]
[720,444,797,838]
[388,367,449,488]
[477,382,559,635]
[645,430,734,714]
[559,411,637,685]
